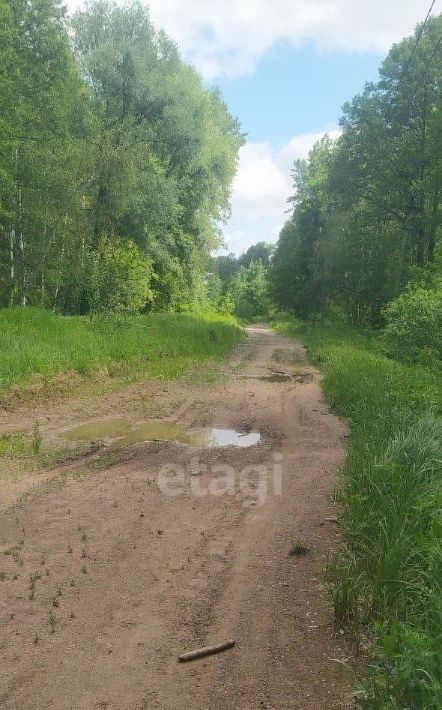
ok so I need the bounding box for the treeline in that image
[208,241,273,318]
[271,15,441,329]
[0,0,243,313]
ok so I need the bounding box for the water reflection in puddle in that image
[187,428,261,448]
[63,419,260,449]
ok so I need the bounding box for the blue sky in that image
[216,41,381,147]
[212,40,385,254]
[67,0,441,254]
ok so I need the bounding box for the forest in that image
[0,0,243,313]
[270,14,441,365]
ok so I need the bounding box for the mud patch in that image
[293,372,314,384]
[242,370,313,384]
[241,372,292,383]
[259,373,292,383]
[62,418,260,449]
[272,347,306,365]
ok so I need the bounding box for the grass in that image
[0,433,33,458]
[0,307,243,397]
[273,316,442,709]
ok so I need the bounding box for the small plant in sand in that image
[29,571,41,600]
[32,421,42,455]
[49,610,57,633]
[289,543,310,557]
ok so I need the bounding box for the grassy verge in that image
[274,316,441,709]
[0,307,243,397]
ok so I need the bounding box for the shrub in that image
[216,293,235,315]
[90,236,154,314]
[383,287,442,365]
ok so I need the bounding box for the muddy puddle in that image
[259,373,292,383]
[63,418,260,449]
[241,373,292,383]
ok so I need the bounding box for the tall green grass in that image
[274,317,442,708]
[0,307,243,395]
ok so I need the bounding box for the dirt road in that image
[0,325,353,709]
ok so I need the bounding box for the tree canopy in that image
[0,0,244,313]
[270,15,442,325]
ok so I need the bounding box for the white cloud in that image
[65,1,441,80]
[279,128,341,169]
[145,0,441,80]
[222,128,339,255]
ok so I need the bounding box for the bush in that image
[90,236,154,314]
[383,287,442,365]
[228,260,270,321]
[216,293,235,315]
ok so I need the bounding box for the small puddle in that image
[62,419,260,449]
[259,373,292,383]
[241,373,292,383]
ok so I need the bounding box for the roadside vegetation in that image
[0,307,242,397]
[0,0,247,398]
[270,15,441,330]
[274,316,441,708]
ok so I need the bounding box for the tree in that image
[89,236,154,314]
[271,15,442,325]
[238,242,273,268]
[72,0,244,310]
[0,0,243,314]
[0,0,93,310]
[229,259,270,319]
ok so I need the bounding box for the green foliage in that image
[0,307,243,395]
[208,252,240,289]
[0,0,243,314]
[209,242,273,300]
[89,236,153,314]
[216,292,235,315]
[229,260,270,320]
[205,271,223,306]
[383,285,442,365]
[363,622,442,709]
[271,16,442,325]
[238,241,273,269]
[275,316,442,708]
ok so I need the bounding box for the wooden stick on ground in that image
[178,639,235,663]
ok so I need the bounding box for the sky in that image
[65,0,442,255]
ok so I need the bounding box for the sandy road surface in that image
[0,325,353,709]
